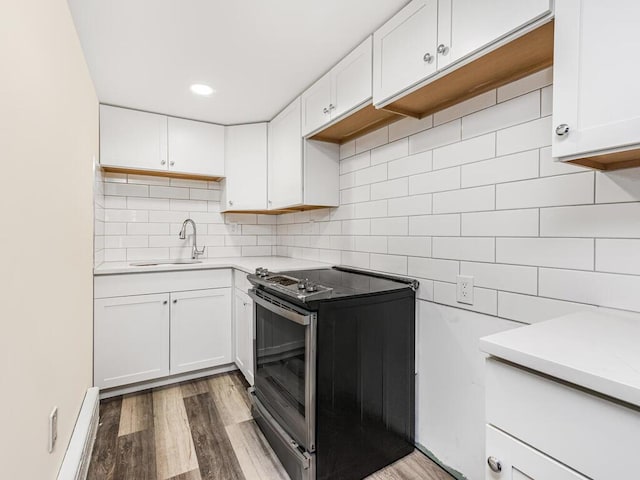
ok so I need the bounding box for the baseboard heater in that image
[57,387,100,480]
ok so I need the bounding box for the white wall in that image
[277,67,640,479]
[0,0,97,478]
[97,171,277,265]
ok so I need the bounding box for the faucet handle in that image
[194,245,206,258]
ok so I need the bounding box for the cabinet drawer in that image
[95,269,232,298]
[486,358,640,480]
[486,425,587,480]
[234,269,252,292]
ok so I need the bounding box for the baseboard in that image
[57,387,100,480]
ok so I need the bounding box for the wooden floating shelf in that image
[309,103,401,145]
[224,205,332,215]
[568,148,640,171]
[101,166,223,182]
[382,21,555,119]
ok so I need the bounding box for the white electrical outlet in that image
[49,407,58,453]
[456,275,474,305]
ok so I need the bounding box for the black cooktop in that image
[276,267,416,298]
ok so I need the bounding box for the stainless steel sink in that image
[130,259,203,267]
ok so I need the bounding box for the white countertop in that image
[480,310,640,408]
[94,256,332,275]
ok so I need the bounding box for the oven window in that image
[255,302,307,416]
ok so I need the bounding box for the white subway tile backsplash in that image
[105,222,127,235]
[409,214,460,236]
[371,217,408,236]
[434,282,498,316]
[104,196,127,209]
[461,209,538,237]
[189,189,220,201]
[539,146,583,177]
[169,178,209,189]
[462,91,540,139]
[433,185,495,214]
[540,203,640,238]
[355,236,387,253]
[409,120,461,154]
[342,219,370,235]
[461,262,537,295]
[127,174,170,186]
[169,199,208,212]
[388,194,432,217]
[355,126,388,153]
[341,185,370,204]
[370,178,409,200]
[340,151,370,174]
[496,172,594,209]
[388,151,433,179]
[461,149,538,188]
[389,115,434,142]
[105,209,149,223]
[408,257,459,283]
[370,254,407,275]
[496,116,552,156]
[497,67,553,103]
[341,251,370,269]
[354,200,388,219]
[541,85,553,117]
[595,168,640,203]
[370,138,409,165]
[388,237,432,257]
[104,182,149,197]
[432,133,496,170]
[596,239,640,275]
[127,197,171,211]
[539,268,640,312]
[340,140,356,159]
[432,237,495,262]
[354,164,387,186]
[149,186,189,199]
[127,247,169,261]
[105,235,149,249]
[433,90,496,126]
[409,167,460,195]
[496,238,594,270]
[340,172,356,190]
[497,292,594,324]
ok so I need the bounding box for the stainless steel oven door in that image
[249,288,316,453]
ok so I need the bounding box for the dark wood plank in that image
[183,393,245,480]
[168,469,202,480]
[180,378,211,398]
[228,371,251,411]
[113,429,157,480]
[87,397,123,480]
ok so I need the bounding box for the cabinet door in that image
[223,123,268,211]
[168,117,225,177]
[444,0,551,66]
[99,105,168,172]
[373,0,438,105]
[234,289,254,385]
[94,293,170,388]
[301,73,331,137]
[170,288,232,374]
[268,98,303,209]
[553,0,640,160]
[486,426,588,480]
[330,36,373,120]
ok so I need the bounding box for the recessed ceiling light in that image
[190,83,215,96]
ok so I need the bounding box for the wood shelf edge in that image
[101,166,223,182]
[567,147,640,171]
[309,104,401,145]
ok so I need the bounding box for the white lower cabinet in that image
[234,288,254,385]
[486,426,587,480]
[94,293,171,389]
[170,288,232,375]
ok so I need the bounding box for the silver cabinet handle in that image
[437,44,449,55]
[229,200,234,206]
[163,300,168,305]
[423,53,433,63]
[556,124,570,136]
[243,301,248,306]
[487,457,502,473]
[169,161,175,166]
[323,107,329,114]
[161,160,166,165]
[173,299,177,304]
[328,104,335,111]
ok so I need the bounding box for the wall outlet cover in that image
[456,275,474,305]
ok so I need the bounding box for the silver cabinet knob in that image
[423,52,433,63]
[161,160,166,165]
[323,107,329,114]
[437,44,449,55]
[556,124,570,136]
[163,300,168,305]
[173,299,177,304]
[487,457,502,473]
[328,104,335,111]
[268,200,272,205]
[229,200,234,206]
[169,161,175,166]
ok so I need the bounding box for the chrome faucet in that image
[178,218,205,259]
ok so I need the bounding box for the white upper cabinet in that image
[445,0,551,66]
[100,105,224,177]
[268,98,304,209]
[301,36,373,136]
[373,0,438,106]
[167,117,224,177]
[221,123,268,212]
[100,104,168,171]
[373,0,552,106]
[269,97,340,210]
[553,0,640,162]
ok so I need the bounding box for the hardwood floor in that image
[88,371,453,480]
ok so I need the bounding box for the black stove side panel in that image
[315,289,415,480]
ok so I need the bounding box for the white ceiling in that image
[67,0,409,125]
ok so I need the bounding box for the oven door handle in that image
[249,289,313,326]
